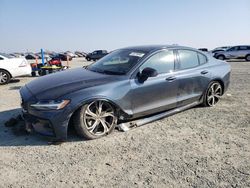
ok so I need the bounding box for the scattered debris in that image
[47,139,66,145]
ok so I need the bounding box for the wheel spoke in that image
[86,105,97,117]
[98,101,103,114]
[100,119,110,133]
[87,120,99,132]
[211,86,215,93]
[214,94,221,99]
[211,96,215,105]
[214,85,221,93]
[207,95,213,101]
[101,111,114,118]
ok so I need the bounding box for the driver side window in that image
[140,50,175,74]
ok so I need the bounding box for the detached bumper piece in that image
[23,113,55,137]
[117,101,200,132]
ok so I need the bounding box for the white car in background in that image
[0,53,31,85]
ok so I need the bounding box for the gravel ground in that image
[0,58,249,188]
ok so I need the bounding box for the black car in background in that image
[85,50,108,61]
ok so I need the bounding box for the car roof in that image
[120,45,197,53]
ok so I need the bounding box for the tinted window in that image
[178,50,199,69]
[140,50,175,74]
[228,46,239,51]
[198,53,207,65]
[239,46,250,50]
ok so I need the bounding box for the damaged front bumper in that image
[23,113,56,137]
[20,86,71,140]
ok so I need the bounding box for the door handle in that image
[165,76,176,81]
[201,70,208,75]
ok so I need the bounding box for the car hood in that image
[25,68,116,100]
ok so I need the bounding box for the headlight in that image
[30,100,70,110]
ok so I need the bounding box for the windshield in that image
[87,49,147,75]
[0,53,13,59]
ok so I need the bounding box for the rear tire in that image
[202,81,223,107]
[0,70,11,85]
[245,54,250,61]
[73,100,117,139]
[217,55,225,60]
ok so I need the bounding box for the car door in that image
[175,49,211,107]
[130,50,178,117]
[238,46,250,58]
[224,46,239,58]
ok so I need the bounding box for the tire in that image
[73,100,117,139]
[86,57,90,61]
[245,54,250,61]
[217,55,225,60]
[202,81,223,107]
[0,70,11,85]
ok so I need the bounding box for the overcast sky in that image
[0,0,250,53]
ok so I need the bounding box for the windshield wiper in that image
[102,70,125,75]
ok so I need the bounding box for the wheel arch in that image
[209,78,225,94]
[67,97,130,131]
[0,68,12,78]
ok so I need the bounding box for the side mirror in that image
[138,67,158,83]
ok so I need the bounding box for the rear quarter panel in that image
[206,57,231,93]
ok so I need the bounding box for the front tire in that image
[245,54,250,61]
[202,81,223,107]
[217,55,225,60]
[73,100,117,139]
[0,70,11,85]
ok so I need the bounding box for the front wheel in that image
[217,55,225,60]
[202,81,223,107]
[245,55,250,61]
[0,70,11,85]
[73,100,117,139]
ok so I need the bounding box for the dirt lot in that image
[0,58,249,188]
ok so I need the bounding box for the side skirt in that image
[117,101,201,132]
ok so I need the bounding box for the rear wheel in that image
[245,54,250,61]
[73,100,117,139]
[202,81,223,107]
[0,70,11,85]
[217,55,225,60]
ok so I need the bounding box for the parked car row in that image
[8,50,108,61]
[198,45,250,61]
[213,45,250,61]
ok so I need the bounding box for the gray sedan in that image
[20,45,231,141]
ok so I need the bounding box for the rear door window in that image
[239,46,249,50]
[198,53,207,65]
[177,50,199,70]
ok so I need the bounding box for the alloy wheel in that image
[218,55,225,60]
[0,71,8,84]
[207,82,222,106]
[83,101,116,136]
